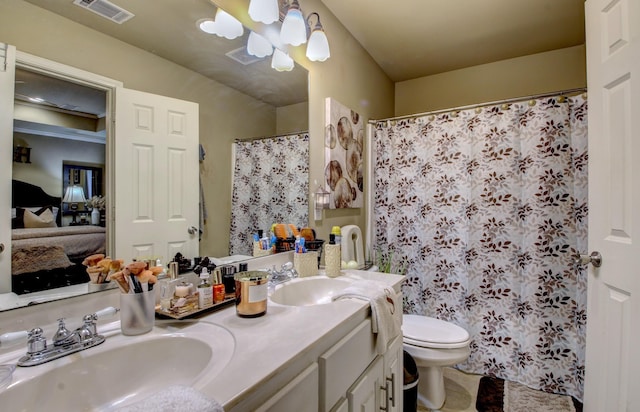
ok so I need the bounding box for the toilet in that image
[402,314,471,410]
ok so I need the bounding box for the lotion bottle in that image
[325,234,341,278]
[197,267,213,308]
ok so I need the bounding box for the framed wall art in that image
[324,98,364,209]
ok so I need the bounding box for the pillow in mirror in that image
[23,208,57,228]
[12,206,59,228]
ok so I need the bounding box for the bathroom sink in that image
[269,276,353,306]
[0,321,234,411]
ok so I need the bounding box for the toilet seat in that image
[402,314,470,349]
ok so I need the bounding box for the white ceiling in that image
[320,0,586,82]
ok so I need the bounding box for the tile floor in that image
[416,368,483,412]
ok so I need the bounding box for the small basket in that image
[276,238,325,262]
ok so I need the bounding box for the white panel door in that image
[114,88,199,263]
[348,356,384,412]
[584,0,640,411]
[0,44,15,293]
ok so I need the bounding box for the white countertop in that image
[196,269,405,410]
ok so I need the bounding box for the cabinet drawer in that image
[319,319,376,412]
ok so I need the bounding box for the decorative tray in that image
[155,296,235,320]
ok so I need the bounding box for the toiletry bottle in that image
[197,267,213,308]
[159,282,172,311]
[213,282,226,304]
[331,226,342,245]
[325,234,341,278]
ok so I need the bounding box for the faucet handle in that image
[27,327,47,354]
[0,330,28,348]
[53,318,73,346]
[94,306,118,319]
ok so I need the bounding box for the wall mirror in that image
[2,0,309,311]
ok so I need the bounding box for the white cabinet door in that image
[115,88,199,263]
[0,43,14,293]
[256,363,319,412]
[584,1,640,411]
[383,336,403,412]
[320,319,377,411]
[348,355,384,412]
[330,398,348,412]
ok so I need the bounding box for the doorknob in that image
[187,226,198,235]
[0,243,4,253]
[575,251,602,268]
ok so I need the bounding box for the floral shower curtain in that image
[374,95,588,400]
[230,133,309,256]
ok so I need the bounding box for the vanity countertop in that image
[0,264,404,411]
[193,269,405,411]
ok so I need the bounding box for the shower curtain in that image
[374,95,588,400]
[229,132,309,256]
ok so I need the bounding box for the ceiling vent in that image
[73,0,134,24]
[225,47,263,66]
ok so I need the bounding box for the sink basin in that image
[0,321,234,411]
[269,276,353,306]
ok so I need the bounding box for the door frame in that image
[14,51,123,255]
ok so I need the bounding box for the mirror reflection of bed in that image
[11,180,106,295]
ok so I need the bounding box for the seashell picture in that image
[324,98,364,209]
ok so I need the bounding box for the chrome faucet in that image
[12,307,118,367]
[266,261,299,288]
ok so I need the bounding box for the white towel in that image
[115,385,224,412]
[333,280,402,354]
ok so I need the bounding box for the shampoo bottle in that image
[198,267,213,308]
[325,234,341,278]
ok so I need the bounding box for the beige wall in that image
[395,45,586,116]
[217,0,396,256]
[1,0,280,257]
[14,103,101,133]
[276,102,309,135]
[298,0,395,253]
[12,132,105,198]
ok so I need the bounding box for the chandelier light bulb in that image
[248,0,279,24]
[213,8,244,40]
[306,14,330,61]
[247,31,274,58]
[271,48,294,71]
[280,0,307,46]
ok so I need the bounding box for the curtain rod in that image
[368,87,587,124]
[234,130,309,143]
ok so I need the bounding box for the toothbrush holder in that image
[294,251,319,277]
[120,290,155,335]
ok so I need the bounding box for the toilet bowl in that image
[402,314,471,410]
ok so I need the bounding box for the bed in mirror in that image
[10,179,106,296]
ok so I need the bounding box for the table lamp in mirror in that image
[62,185,87,225]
